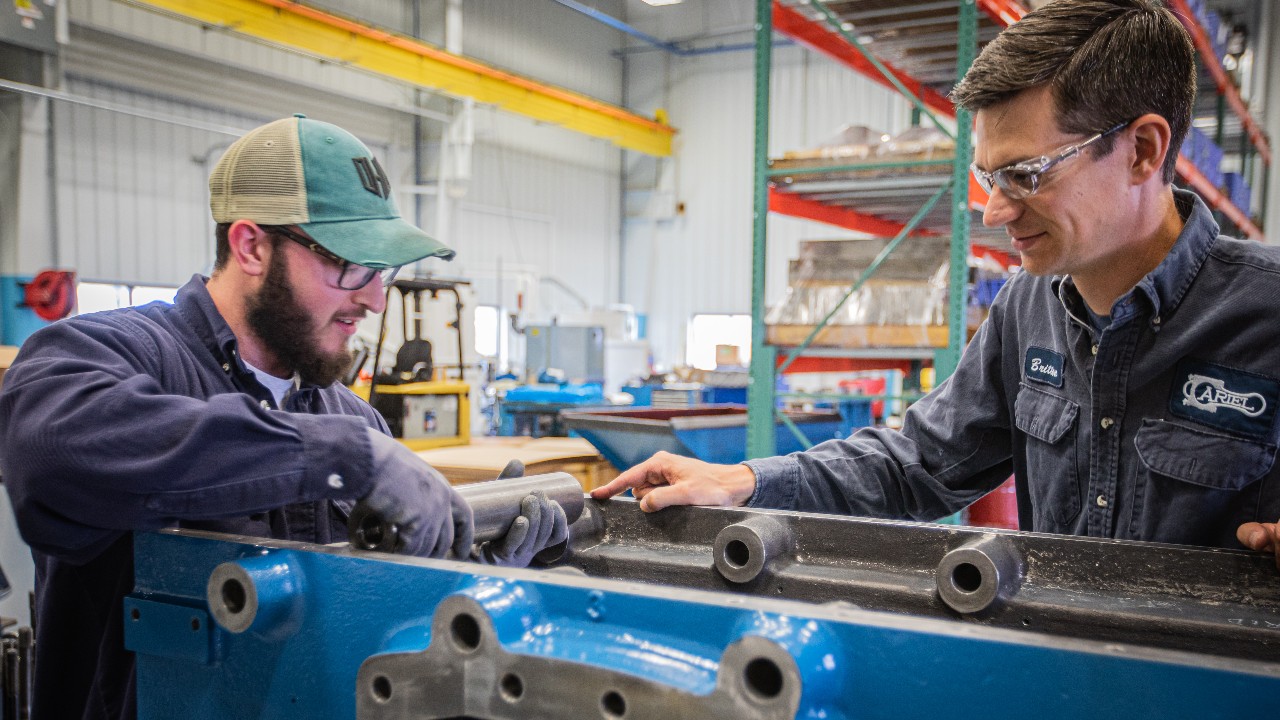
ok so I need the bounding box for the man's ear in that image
[226,220,272,278]
[1129,113,1173,185]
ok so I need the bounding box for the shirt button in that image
[1152,316,1161,325]
[1096,494,1109,508]
[222,363,231,372]
[1100,417,1114,429]
[327,473,344,489]
[1091,344,1098,356]
[260,399,271,410]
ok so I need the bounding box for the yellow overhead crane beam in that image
[124,0,676,156]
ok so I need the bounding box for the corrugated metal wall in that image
[39,0,623,312]
[622,37,911,366]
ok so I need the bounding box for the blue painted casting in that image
[128,531,1280,718]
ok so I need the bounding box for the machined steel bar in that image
[348,473,585,553]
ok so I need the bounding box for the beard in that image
[245,247,356,387]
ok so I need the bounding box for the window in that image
[76,282,178,315]
[473,305,501,358]
[685,313,752,370]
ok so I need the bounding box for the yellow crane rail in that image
[125,0,676,156]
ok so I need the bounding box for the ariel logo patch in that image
[1170,359,1279,438]
[1024,346,1064,387]
[1182,375,1267,417]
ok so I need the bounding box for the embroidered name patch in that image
[1024,346,1065,388]
[1170,359,1280,438]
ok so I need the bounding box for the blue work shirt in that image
[0,276,387,720]
[746,190,1280,549]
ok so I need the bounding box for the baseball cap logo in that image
[353,157,391,199]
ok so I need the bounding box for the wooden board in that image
[767,324,950,349]
[416,437,619,490]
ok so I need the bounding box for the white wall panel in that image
[463,0,627,105]
[448,139,621,320]
[622,39,910,366]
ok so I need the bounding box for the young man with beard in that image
[0,115,567,719]
[594,0,1280,568]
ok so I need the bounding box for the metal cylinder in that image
[713,515,790,584]
[935,535,1024,615]
[457,472,585,544]
[349,472,585,552]
[207,553,304,636]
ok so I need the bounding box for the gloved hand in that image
[474,490,568,567]
[358,428,474,558]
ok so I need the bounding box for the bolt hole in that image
[744,657,784,699]
[450,613,482,652]
[724,539,751,568]
[601,690,626,717]
[951,562,983,594]
[190,617,201,632]
[1021,617,1032,627]
[355,513,386,549]
[221,578,247,615]
[371,675,392,703]
[500,673,524,702]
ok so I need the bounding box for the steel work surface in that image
[127,502,1280,718]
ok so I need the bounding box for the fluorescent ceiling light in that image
[641,0,683,5]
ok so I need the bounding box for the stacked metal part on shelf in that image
[749,0,994,454]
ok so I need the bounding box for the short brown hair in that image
[950,0,1194,183]
[214,223,232,272]
[213,223,281,272]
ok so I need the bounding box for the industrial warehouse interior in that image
[1,0,1279,716]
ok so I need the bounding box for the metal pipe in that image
[458,472,584,543]
[15,629,30,720]
[3,640,16,720]
[349,472,585,552]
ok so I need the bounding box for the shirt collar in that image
[1051,189,1218,322]
[1130,189,1218,319]
[175,274,243,367]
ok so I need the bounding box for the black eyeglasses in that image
[266,225,401,291]
[971,120,1131,200]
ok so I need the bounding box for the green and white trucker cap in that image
[209,115,454,267]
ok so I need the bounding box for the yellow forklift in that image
[352,278,471,450]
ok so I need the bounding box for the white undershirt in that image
[245,362,299,409]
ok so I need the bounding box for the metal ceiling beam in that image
[121,0,677,157]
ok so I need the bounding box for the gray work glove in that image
[474,490,569,567]
[359,428,474,558]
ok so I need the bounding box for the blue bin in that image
[561,405,843,469]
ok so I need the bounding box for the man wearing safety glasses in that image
[0,116,567,720]
[595,0,1280,571]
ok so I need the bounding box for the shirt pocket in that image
[1133,419,1275,547]
[1014,383,1083,529]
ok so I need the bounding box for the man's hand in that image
[360,428,475,558]
[1238,521,1280,570]
[589,451,757,511]
[475,490,569,567]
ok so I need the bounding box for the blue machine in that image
[127,497,1280,718]
[497,382,606,437]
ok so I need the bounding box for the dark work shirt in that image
[746,190,1280,549]
[0,276,388,720]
